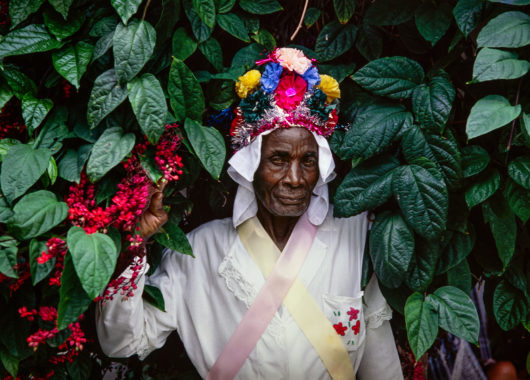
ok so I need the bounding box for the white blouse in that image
[96,210,404,380]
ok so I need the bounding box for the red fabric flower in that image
[274,72,307,110]
[347,307,359,321]
[333,322,348,336]
[352,320,360,335]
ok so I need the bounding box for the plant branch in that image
[142,0,153,21]
[290,0,309,41]
[506,78,522,152]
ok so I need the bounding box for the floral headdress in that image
[230,47,341,150]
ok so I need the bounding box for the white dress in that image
[96,209,404,380]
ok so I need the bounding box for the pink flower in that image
[274,73,307,110]
[352,320,360,335]
[275,48,311,75]
[347,307,359,321]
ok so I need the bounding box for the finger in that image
[156,177,168,192]
[149,191,166,215]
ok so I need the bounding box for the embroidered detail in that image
[365,303,393,329]
[333,322,348,336]
[218,252,258,308]
[347,307,359,321]
[351,320,361,335]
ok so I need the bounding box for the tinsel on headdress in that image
[230,47,341,150]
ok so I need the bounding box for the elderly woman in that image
[97,48,403,380]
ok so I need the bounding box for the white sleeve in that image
[357,275,404,380]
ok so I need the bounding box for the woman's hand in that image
[139,179,169,239]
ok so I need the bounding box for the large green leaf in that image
[43,7,85,40]
[111,0,143,24]
[0,24,63,58]
[315,21,357,62]
[11,190,68,239]
[304,7,321,27]
[172,27,198,61]
[216,0,236,13]
[483,195,517,269]
[193,0,216,28]
[477,11,530,48]
[453,0,485,37]
[363,0,417,26]
[86,127,135,182]
[29,239,55,285]
[52,42,94,89]
[414,2,452,46]
[168,59,205,122]
[239,0,283,14]
[199,38,223,71]
[369,211,415,289]
[57,253,92,330]
[405,292,439,360]
[462,145,490,178]
[437,226,475,274]
[21,93,53,133]
[466,95,521,139]
[508,156,530,189]
[465,168,500,208]
[406,238,440,292]
[411,71,455,131]
[113,20,157,83]
[67,226,118,299]
[49,0,73,19]
[153,220,194,256]
[493,280,528,331]
[355,24,383,61]
[251,28,276,50]
[334,155,400,217]
[143,284,166,311]
[0,195,14,223]
[0,144,51,204]
[392,162,448,239]
[0,346,18,378]
[216,13,250,42]
[183,0,212,42]
[505,179,530,222]
[8,0,46,28]
[92,31,114,61]
[128,74,167,144]
[446,260,472,295]
[184,118,226,180]
[353,56,424,99]
[0,236,18,279]
[473,48,529,82]
[333,0,355,24]
[2,64,37,98]
[86,69,128,128]
[0,80,13,111]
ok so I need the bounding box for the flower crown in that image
[230,47,341,150]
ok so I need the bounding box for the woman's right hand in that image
[139,179,168,240]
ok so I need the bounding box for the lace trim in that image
[218,252,258,308]
[364,303,392,329]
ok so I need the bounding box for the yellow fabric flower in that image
[235,70,261,98]
[316,74,340,103]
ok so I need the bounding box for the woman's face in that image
[254,128,319,218]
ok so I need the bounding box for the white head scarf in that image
[227,129,336,228]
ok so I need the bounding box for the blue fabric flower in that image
[302,66,321,89]
[260,63,283,93]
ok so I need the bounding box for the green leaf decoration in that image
[0,236,18,279]
[199,37,223,72]
[369,211,415,288]
[334,155,400,217]
[405,292,439,360]
[427,286,479,344]
[86,127,135,182]
[21,93,53,133]
[11,190,68,239]
[48,0,73,19]
[43,9,86,40]
[1,144,51,204]
[154,220,194,256]
[0,24,64,59]
[172,27,198,61]
[8,0,46,28]
[113,20,157,83]
[446,260,472,295]
[353,56,424,99]
[355,24,383,61]
[493,280,528,331]
[333,0,355,24]
[437,226,475,274]
[412,71,455,131]
[52,42,94,89]
[406,238,440,292]
[465,168,500,208]
[508,156,530,189]
[111,0,143,24]
[184,118,226,180]
[505,179,530,222]
[193,0,216,28]
[483,195,517,269]
[87,69,128,128]
[466,95,521,139]
[57,253,92,330]
[143,284,166,311]
[29,239,55,286]
[217,13,250,42]
[415,2,452,46]
[183,0,212,42]
[239,0,283,14]
[315,21,357,62]
[304,7,321,27]
[364,0,417,26]
[477,11,530,48]
[473,48,529,82]
[216,0,236,13]
[453,0,486,37]
[168,59,205,122]
[462,145,490,178]
[67,226,118,300]
[127,74,168,144]
[393,162,448,239]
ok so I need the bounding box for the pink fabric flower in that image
[275,48,312,75]
[347,307,359,321]
[274,73,307,110]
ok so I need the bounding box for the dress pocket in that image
[322,292,366,352]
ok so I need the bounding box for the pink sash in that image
[206,213,317,380]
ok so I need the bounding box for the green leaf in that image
[473,48,529,82]
[113,20,157,83]
[364,0,417,26]
[334,155,400,217]
[143,284,166,311]
[446,260,472,295]
[466,95,521,139]
[0,195,14,223]
[355,24,383,61]
[67,226,118,299]
[183,0,212,42]
[462,145,490,178]
[406,238,440,292]
[49,0,73,19]
[43,8,86,40]
[139,149,164,183]
[483,195,517,269]
[8,0,45,28]
[87,69,128,128]
[217,13,250,42]
[1,144,51,204]
[453,0,486,37]
[465,168,500,208]
[424,132,462,190]
[2,64,37,98]
[392,163,448,239]
[172,27,198,61]
[333,0,355,24]
[111,0,143,24]
[0,236,18,279]
[0,139,20,162]
[239,0,283,14]
[505,179,530,222]
[0,80,13,111]
[493,280,528,331]
[193,0,216,28]
[369,211,415,288]
[412,71,455,131]
[251,29,276,50]
[0,24,64,59]
[21,93,53,133]
[11,190,68,239]
[57,253,92,330]
[318,63,356,83]
[415,2,452,45]
[477,11,530,48]
[128,74,168,144]
[304,7,321,27]
[405,292,438,360]
[315,21,357,62]
[52,42,94,90]
[47,156,58,185]
[184,118,225,180]
[0,347,18,378]
[168,58,205,122]
[508,156,530,189]
[92,31,114,61]
[29,239,55,285]
[199,38,223,72]
[427,286,479,344]
[437,226,475,274]
[353,56,424,99]
[86,127,135,182]
[522,112,530,141]
[216,0,236,13]
[231,43,262,68]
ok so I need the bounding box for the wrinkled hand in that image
[139,179,168,239]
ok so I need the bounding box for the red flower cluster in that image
[39,237,67,287]
[0,101,27,140]
[61,80,73,99]
[154,123,184,181]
